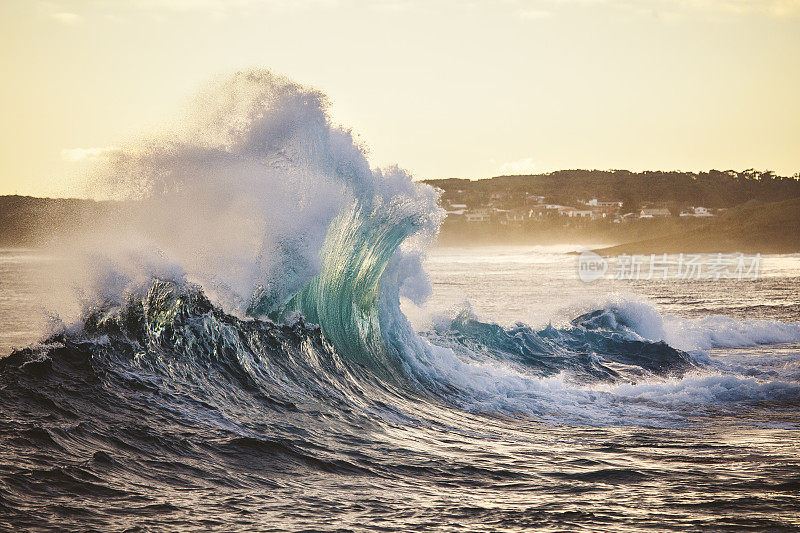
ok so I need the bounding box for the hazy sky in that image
[1,0,799,196]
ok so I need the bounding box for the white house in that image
[585,198,621,207]
[500,208,528,225]
[680,206,714,218]
[560,207,594,218]
[464,209,492,223]
[639,207,671,218]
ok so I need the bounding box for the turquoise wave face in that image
[247,195,439,379]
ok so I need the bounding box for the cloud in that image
[510,0,800,18]
[32,0,800,19]
[518,7,553,19]
[38,2,83,24]
[50,11,82,23]
[500,157,538,175]
[85,0,338,13]
[679,0,800,17]
[62,147,120,162]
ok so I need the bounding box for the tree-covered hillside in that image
[425,169,800,210]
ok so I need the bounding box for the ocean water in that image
[1,247,799,532]
[1,70,799,531]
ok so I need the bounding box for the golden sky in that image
[1,0,799,197]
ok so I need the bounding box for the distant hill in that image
[2,191,799,254]
[425,169,800,210]
[0,195,115,247]
[595,198,800,255]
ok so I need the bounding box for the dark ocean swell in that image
[3,278,800,531]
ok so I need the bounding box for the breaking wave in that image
[3,69,800,530]
[8,69,799,428]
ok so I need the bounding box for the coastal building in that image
[586,198,623,208]
[584,199,623,216]
[442,201,468,220]
[639,207,671,218]
[464,208,492,223]
[559,207,595,218]
[445,203,467,212]
[680,206,714,218]
[499,208,528,225]
[527,205,551,217]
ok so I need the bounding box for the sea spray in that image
[75,69,441,321]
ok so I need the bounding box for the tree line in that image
[424,169,800,211]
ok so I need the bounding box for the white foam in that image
[601,298,800,351]
[662,315,800,351]
[605,373,800,406]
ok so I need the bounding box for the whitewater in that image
[1,70,799,532]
